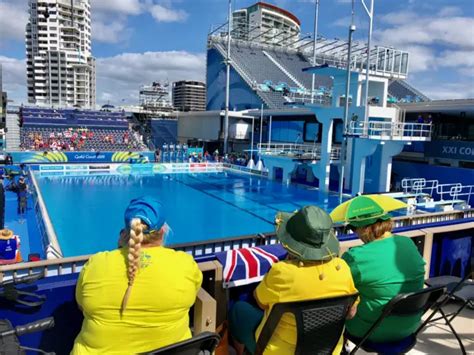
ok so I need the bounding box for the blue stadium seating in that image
[210,42,429,109]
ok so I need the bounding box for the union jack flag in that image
[216,244,288,288]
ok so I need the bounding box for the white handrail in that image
[30,170,63,258]
[257,143,341,160]
[348,121,432,140]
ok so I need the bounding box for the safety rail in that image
[29,169,63,259]
[402,178,438,196]
[1,208,472,281]
[348,121,432,141]
[257,143,341,160]
[401,178,472,206]
[286,92,332,106]
[437,183,474,204]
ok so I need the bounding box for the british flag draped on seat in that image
[216,244,288,288]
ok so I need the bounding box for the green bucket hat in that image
[346,197,392,228]
[275,206,339,261]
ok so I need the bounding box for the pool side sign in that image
[425,141,474,162]
[9,151,155,164]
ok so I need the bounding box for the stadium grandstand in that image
[207,16,430,110]
[18,107,146,151]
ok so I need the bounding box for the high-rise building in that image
[26,0,96,108]
[172,81,206,112]
[139,82,174,114]
[232,2,300,47]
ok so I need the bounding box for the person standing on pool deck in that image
[72,197,203,354]
[6,176,28,215]
[0,179,4,229]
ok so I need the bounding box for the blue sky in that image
[1,0,473,105]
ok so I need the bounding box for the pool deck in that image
[4,190,42,261]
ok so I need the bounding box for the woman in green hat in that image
[229,206,358,355]
[340,196,426,343]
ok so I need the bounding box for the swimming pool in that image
[35,170,347,257]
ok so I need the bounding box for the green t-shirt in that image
[342,235,426,342]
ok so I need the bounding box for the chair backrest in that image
[351,285,446,354]
[143,332,220,355]
[385,286,446,317]
[255,293,359,355]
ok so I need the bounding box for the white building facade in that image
[232,2,300,47]
[26,0,95,108]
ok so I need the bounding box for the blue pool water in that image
[35,171,347,257]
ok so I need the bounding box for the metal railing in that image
[401,178,473,207]
[29,169,63,259]
[257,143,341,160]
[402,178,438,196]
[348,121,432,140]
[437,183,474,204]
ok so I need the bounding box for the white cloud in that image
[437,6,463,17]
[96,51,205,105]
[0,0,29,43]
[0,56,27,104]
[419,81,474,100]
[437,50,474,71]
[92,0,143,15]
[149,4,188,23]
[377,9,474,50]
[401,45,437,73]
[0,51,206,106]
[92,16,132,44]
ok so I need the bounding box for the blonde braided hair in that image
[121,218,144,313]
[120,218,165,313]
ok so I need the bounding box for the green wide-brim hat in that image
[275,206,339,261]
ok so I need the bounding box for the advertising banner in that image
[425,141,474,162]
[9,151,155,164]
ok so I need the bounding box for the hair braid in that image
[121,218,144,313]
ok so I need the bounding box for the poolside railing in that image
[29,168,63,259]
[1,208,472,281]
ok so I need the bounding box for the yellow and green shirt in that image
[255,257,358,355]
[71,246,202,354]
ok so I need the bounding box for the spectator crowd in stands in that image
[20,127,142,152]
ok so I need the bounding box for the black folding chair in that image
[346,286,446,355]
[255,293,359,355]
[420,267,474,355]
[142,332,220,355]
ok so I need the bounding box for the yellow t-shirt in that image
[71,246,203,355]
[255,258,357,355]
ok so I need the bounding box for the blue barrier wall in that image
[150,120,177,147]
[9,151,155,164]
[206,48,264,111]
[425,140,474,162]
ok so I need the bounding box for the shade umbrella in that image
[330,194,407,225]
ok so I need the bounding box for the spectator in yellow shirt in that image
[71,196,203,354]
[229,206,358,355]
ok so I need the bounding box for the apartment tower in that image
[26,0,95,108]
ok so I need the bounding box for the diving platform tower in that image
[259,47,432,194]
